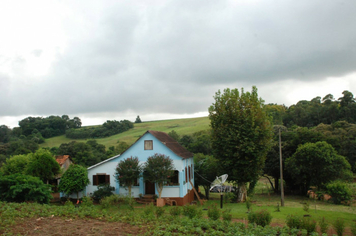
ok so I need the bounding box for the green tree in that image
[209,87,273,202]
[0,154,31,175]
[143,153,174,199]
[135,115,142,123]
[0,173,52,203]
[115,156,142,196]
[58,164,90,200]
[194,153,219,200]
[168,130,180,141]
[285,141,352,193]
[26,149,61,184]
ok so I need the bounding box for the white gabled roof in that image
[87,154,120,170]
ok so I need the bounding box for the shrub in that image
[286,214,303,229]
[0,174,52,204]
[301,217,316,234]
[246,197,253,212]
[333,218,345,236]
[319,217,328,235]
[248,209,272,227]
[92,184,115,202]
[326,181,352,205]
[100,195,120,209]
[222,209,232,222]
[207,204,221,221]
[169,206,181,216]
[182,205,202,219]
[143,203,155,217]
[155,207,165,218]
[81,196,94,207]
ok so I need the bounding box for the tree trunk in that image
[157,183,163,198]
[236,183,247,202]
[128,185,132,197]
[204,186,210,200]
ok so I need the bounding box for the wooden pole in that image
[279,128,285,207]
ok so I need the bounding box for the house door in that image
[145,180,155,194]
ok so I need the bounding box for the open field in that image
[40,117,210,149]
[2,191,356,235]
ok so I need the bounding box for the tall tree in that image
[115,156,142,196]
[26,149,61,184]
[285,141,352,193]
[209,87,273,202]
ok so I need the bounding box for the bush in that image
[248,209,272,227]
[0,174,52,204]
[326,181,352,205]
[100,195,120,209]
[182,205,202,219]
[207,204,221,221]
[333,218,345,236]
[222,209,232,222]
[169,206,181,217]
[301,217,316,234]
[286,214,303,229]
[81,196,94,207]
[92,184,115,202]
[319,217,329,235]
[155,207,165,218]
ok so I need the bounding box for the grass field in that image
[40,116,210,149]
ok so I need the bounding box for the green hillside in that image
[40,116,210,149]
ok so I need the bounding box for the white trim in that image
[87,154,120,170]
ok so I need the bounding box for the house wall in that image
[84,132,195,205]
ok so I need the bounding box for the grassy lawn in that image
[205,189,356,228]
[40,116,210,149]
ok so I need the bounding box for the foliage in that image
[333,218,346,236]
[209,87,273,201]
[286,214,303,229]
[207,204,221,220]
[182,204,202,219]
[319,217,329,235]
[26,148,61,183]
[325,180,352,205]
[57,140,108,167]
[301,217,317,235]
[81,196,94,207]
[0,154,30,175]
[19,115,81,138]
[169,206,181,216]
[194,153,219,200]
[168,130,180,141]
[100,194,121,209]
[58,164,90,200]
[351,221,356,236]
[285,141,352,193]
[155,207,165,218]
[65,119,133,139]
[248,209,272,227]
[0,174,52,203]
[92,184,115,202]
[115,156,142,196]
[135,115,142,123]
[143,153,174,198]
[222,209,232,222]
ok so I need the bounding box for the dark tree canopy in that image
[209,87,273,201]
[285,141,352,193]
[115,156,142,196]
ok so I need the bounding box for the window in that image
[167,170,179,186]
[93,174,110,186]
[185,167,187,182]
[188,166,191,181]
[144,140,153,150]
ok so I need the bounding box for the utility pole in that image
[279,128,285,206]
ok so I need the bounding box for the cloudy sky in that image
[1,0,356,128]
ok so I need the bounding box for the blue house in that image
[85,130,195,205]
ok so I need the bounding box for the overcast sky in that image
[1,0,356,128]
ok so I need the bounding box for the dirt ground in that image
[6,216,146,236]
[5,216,353,235]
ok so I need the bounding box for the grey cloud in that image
[1,0,356,121]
